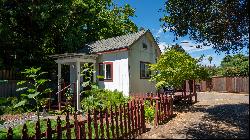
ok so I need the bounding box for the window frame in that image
[140,61,151,79]
[98,62,113,82]
[142,43,148,50]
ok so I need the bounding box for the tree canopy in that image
[217,54,249,76]
[149,47,209,89]
[0,0,138,71]
[160,0,249,53]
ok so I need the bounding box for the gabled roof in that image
[78,30,148,54]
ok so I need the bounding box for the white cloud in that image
[157,28,163,35]
[158,42,174,52]
[155,27,170,38]
[180,40,213,53]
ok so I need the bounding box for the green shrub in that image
[81,85,130,113]
[0,97,25,115]
[144,100,155,124]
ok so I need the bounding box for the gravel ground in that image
[137,92,249,139]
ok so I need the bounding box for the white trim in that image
[55,58,96,64]
[76,61,81,111]
[57,63,62,111]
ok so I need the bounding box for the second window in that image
[99,62,113,81]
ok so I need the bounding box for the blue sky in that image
[115,0,248,66]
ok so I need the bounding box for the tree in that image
[160,0,249,53]
[208,56,213,65]
[170,43,186,53]
[149,48,209,89]
[15,67,52,121]
[217,54,249,76]
[0,0,138,72]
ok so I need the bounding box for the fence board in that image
[123,103,128,138]
[110,106,115,138]
[115,106,119,139]
[119,104,123,138]
[105,109,110,139]
[99,110,105,139]
[200,77,249,93]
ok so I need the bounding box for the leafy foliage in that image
[144,100,155,124]
[0,0,138,71]
[81,85,130,113]
[149,48,209,89]
[161,0,249,53]
[217,54,249,76]
[0,97,26,115]
[15,67,52,121]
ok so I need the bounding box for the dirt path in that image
[137,92,249,139]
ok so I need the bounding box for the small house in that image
[50,30,161,111]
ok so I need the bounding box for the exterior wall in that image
[128,34,158,96]
[97,51,130,96]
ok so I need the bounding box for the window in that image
[99,62,113,81]
[142,43,147,50]
[140,61,151,79]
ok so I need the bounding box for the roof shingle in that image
[78,30,147,54]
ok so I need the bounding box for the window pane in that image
[146,64,150,78]
[106,64,111,79]
[140,62,145,78]
[99,64,104,76]
[140,62,151,78]
[143,43,147,50]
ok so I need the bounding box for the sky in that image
[115,0,248,66]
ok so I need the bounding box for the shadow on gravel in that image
[174,101,249,139]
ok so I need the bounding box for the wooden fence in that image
[143,94,173,127]
[0,68,26,97]
[0,80,19,97]
[0,68,26,80]
[6,95,174,139]
[198,77,249,93]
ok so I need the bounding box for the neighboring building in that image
[50,30,161,111]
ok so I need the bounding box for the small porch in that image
[49,53,98,112]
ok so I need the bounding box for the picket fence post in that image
[46,118,52,139]
[119,104,123,138]
[22,123,28,139]
[66,111,71,139]
[93,109,98,139]
[7,127,13,139]
[87,110,92,139]
[105,109,110,139]
[35,121,41,139]
[99,109,105,139]
[56,116,62,139]
[123,103,128,138]
[154,99,159,128]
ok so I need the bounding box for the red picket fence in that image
[133,93,174,128]
[6,98,147,139]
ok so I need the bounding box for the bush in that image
[0,97,25,115]
[144,100,155,124]
[81,86,130,113]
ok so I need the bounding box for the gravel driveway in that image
[137,92,249,139]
